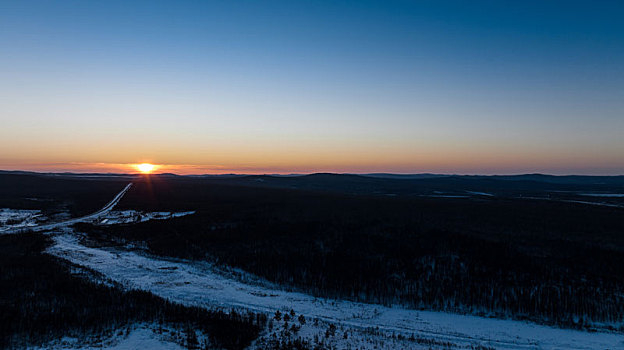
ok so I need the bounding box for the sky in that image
[1,0,622,175]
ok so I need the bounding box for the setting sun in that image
[136,163,155,174]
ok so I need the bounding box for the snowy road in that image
[3,183,132,233]
[47,234,624,350]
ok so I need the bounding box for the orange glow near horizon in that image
[135,163,156,174]
[0,158,621,176]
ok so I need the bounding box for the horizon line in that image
[1,169,623,178]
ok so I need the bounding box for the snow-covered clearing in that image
[46,233,624,350]
[96,210,195,225]
[28,323,202,350]
[562,200,623,208]
[0,208,46,232]
[466,191,494,197]
[578,193,624,198]
[0,183,133,234]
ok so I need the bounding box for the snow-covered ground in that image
[0,184,133,234]
[96,210,195,225]
[46,233,624,350]
[28,323,205,350]
[561,199,623,208]
[0,208,47,232]
[466,191,494,197]
[0,208,194,234]
[578,193,624,198]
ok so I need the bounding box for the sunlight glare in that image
[136,163,155,174]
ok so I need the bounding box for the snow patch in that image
[93,210,195,225]
[46,233,624,350]
[466,191,494,197]
[578,193,624,198]
[27,323,202,350]
[0,208,47,232]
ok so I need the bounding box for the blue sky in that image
[1,0,622,174]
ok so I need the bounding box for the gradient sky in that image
[1,0,622,175]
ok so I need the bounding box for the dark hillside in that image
[0,233,265,349]
[84,176,624,330]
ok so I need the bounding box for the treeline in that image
[83,218,624,330]
[88,177,624,330]
[0,233,266,349]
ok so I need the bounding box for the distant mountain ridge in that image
[1,170,623,190]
